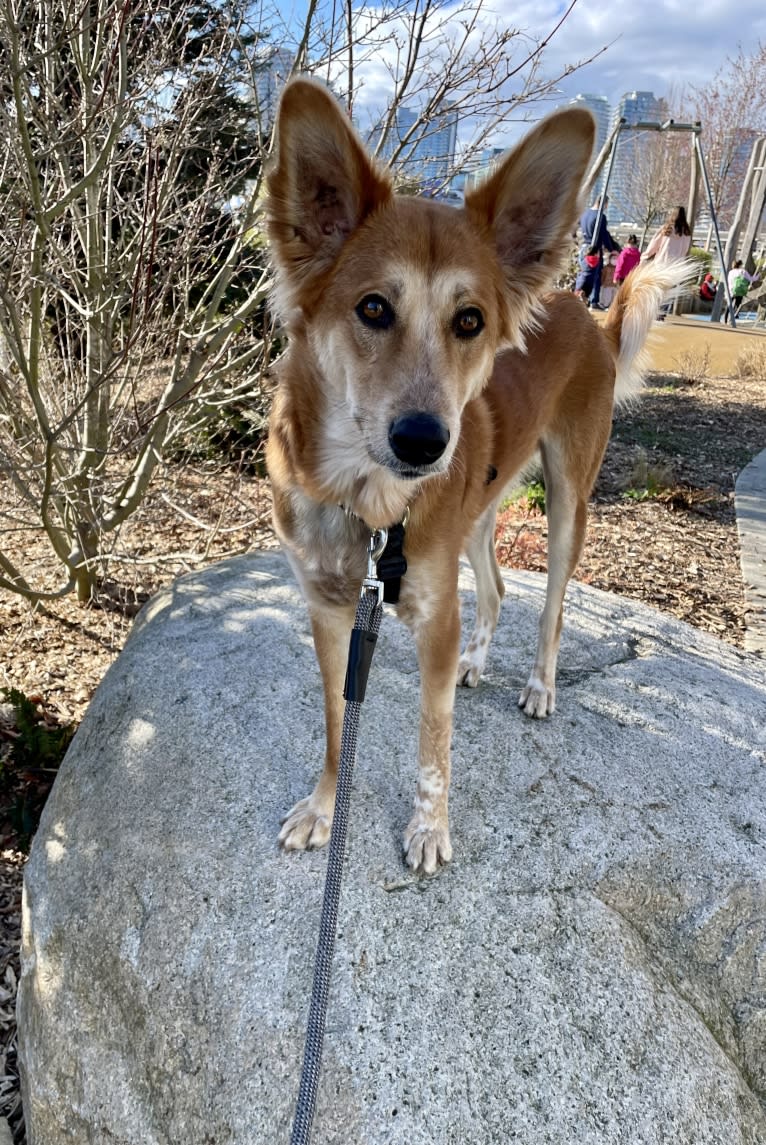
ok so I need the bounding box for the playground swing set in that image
[584,117,766,330]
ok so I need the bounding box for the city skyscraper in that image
[607,91,666,221]
[417,105,459,183]
[370,103,459,186]
[566,94,612,200]
[253,47,294,131]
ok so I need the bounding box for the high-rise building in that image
[418,105,459,184]
[606,91,666,221]
[570,94,611,152]
[367,107,413,164]
[369,103,459,186]
[253,47,294,131]
[611,89,666,137]
[566,94,611,201]
[455,147,506,196]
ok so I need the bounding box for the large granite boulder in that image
[18,551,766,1143]
[736,448,766,654]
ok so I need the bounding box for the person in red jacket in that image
[699,272,717,302]
[613,235,640,285]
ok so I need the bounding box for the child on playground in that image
[613,235,641,284]
[599,251,620,307]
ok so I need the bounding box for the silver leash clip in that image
[361,527,388,603]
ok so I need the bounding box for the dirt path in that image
[611,311,766,375]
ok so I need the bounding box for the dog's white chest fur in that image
[284,494,369,607]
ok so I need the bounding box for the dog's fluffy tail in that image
[604,259,698,404]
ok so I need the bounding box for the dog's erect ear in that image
[464,108,595,334]
[266,77,393,305]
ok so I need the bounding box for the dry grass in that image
[672,343,712,386]
[734,344,766,381]
[621,447,675,500]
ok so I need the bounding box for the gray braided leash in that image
[290,533,387,1145]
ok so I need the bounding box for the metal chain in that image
[290,587,384,1145]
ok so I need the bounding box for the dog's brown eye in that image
[356,294,394,329]
[453,307,484,339]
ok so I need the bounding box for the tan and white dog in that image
[265,77,686,875]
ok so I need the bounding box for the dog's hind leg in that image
[457,502,504,688]
[278,602,355,851]
[518,439,588,719]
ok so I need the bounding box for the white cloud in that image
[323,0,766,149]
[499,0,766,110]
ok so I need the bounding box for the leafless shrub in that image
[734,345,766,380]
[0,0,596,604]
[672,345,711,386]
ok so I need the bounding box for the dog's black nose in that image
[388,412,450,467]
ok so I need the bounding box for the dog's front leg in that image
[403,598,461,875]
[279,602,355,851]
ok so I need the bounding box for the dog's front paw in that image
[403,813,452,875]
[278,794,333,852]
[518,674,556,718]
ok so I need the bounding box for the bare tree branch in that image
[0,0,591,603]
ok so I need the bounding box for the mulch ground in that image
[1,365,765,1141]
[495,369,766,645]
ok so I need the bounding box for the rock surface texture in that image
[736,446,766,654]
[18,551,766,1144]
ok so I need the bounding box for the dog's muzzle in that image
[388,411,450,468]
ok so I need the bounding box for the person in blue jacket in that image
[574,195,621,310]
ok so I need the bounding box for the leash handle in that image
[343,624,378,703]
[290,584,383,1145]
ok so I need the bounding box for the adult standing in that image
[642,206,692,319]
[643,206,692,264]
[574,195,620,310]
